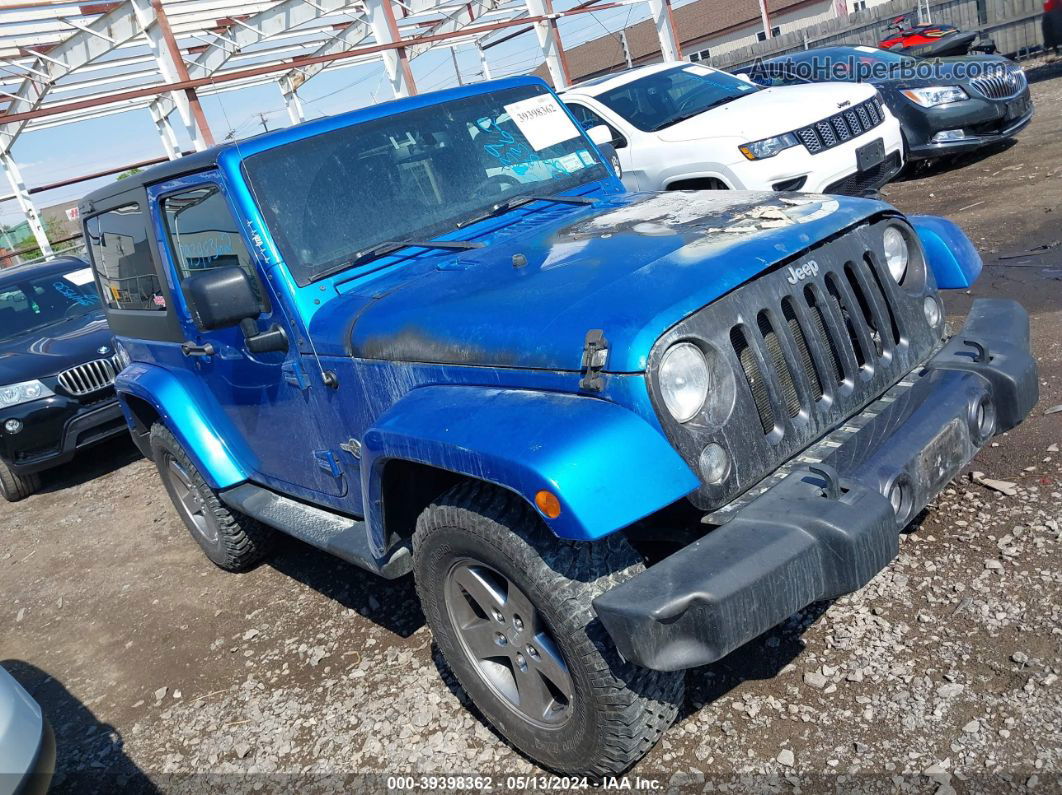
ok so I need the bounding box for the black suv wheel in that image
[0,458,40,502]
[413,482,683,777]
[150,424,274,571]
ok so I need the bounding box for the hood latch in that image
[579,329,609,392]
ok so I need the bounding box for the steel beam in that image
[130,0,212,153]
[0,151,52,258]
[366,0,416,97]
[647,0,681,61]
[0,2,631,127]
[149,100,183,158]
[523,0,569,88]
[278,74,305,123]
[150,0,367,122]
[0,0,143,156]
[477,42,491,79]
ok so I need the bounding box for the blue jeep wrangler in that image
[80,77,1036,776]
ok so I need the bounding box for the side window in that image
[565,102,628,149]
[86,203,166,311]
[160,185,266,312]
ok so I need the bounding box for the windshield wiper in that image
[312,239,484,282]
[455,194,597,229]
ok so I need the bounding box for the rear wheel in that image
[413,483,683,777]
[0,458,39,502]
[150,424,274,571]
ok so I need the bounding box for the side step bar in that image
[220,483,410,579]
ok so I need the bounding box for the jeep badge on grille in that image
[786,260,820,284]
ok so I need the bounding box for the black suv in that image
[0,256,128,501]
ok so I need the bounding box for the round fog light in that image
[698,443,730,484]
[3,418,22,434]
[923,296,942,328]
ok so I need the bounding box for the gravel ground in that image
[3,56,1062,795]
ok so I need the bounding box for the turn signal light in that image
[534,490,562,519]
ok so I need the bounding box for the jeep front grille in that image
[647,218,943,512]
[795,97,885,155]
[731,256,903,437]
[57,356,122,397]
[970,67,1026,100]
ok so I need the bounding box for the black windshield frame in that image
[241,85,608,285]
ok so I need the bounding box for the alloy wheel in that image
[444,558,574,728]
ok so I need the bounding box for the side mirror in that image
[586,124,624,178]
[183,266,260,330]
[587,124,613,147]
[183,266,289,354]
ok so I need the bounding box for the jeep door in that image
[149,171,346,500]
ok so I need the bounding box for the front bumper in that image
[594,298,1037,671]
[0,394,127,475]
[905,91,1034,160]
[731,118,905,196]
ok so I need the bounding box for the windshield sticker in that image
[62,267,94,286]
[53,280,97,306]
[502,94,580,151]
[576,149,595,167]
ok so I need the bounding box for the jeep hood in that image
[656,82,878,143]
[316,191,888,373]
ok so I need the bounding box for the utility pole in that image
[257,113,270,133]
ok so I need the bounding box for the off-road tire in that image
[413,482,684,777]
[0,458,39,502]
[149,423,274,571]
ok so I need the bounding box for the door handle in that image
[181,341,216,357]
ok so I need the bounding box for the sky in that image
[0,0,680,231]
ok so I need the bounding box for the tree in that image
[12,216,66,263]
[116,167,143,181]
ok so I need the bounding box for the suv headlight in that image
[901,86,968,107]
[739,132,799,161]
[659,342,710,423]
[0,379,54,408]
[883,225,910,283]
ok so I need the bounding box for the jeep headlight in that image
[739,132,799,161]
[901,86,968,107]
[883,225,909,283]
[0,379,53,408]
[659,342,709,423]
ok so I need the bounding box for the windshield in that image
[0,263,101,341]
[242,84,608,284]
[593,65,759,132]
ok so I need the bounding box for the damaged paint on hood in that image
[309,190,889,373]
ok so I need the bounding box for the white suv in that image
[561,63,905,195]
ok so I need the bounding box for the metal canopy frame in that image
[0,0,682,259]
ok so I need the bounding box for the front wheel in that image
[0,458,39,502]
[413,483,683,777]
[150,424,274,571]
